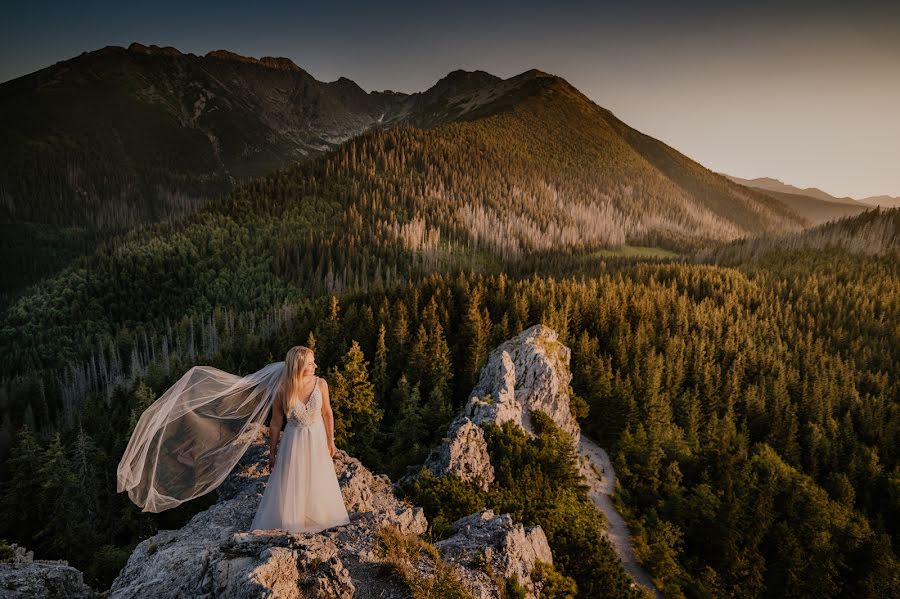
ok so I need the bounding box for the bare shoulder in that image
[318,376,329,392]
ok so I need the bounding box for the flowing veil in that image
[116,360,286,512]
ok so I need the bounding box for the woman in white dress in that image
[250,346,351,533]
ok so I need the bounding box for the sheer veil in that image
[117,361,286,512]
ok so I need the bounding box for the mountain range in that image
[3,41,835,300]
[725,174,900,211]
[2,42,807,238]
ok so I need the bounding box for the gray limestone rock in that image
[108,441,425,598]
[465,324,580,444]
[424,417,495,490]
[0,544,94,598]
[436,509,554,599]
[421,324,581,490]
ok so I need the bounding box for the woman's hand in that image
[267,452,276,473]
[328,441,336,458]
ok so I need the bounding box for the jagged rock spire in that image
[424,324,581,490]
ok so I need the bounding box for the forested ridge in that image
[2,50,809,301]
[1,69,815,382]
[698,207,900,264]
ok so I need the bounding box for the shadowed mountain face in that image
[0,43,400,229]
[0,46,557,231]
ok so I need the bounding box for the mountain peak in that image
[205,49,303,72]
[128,42,184,57]
[516,68,555,79]
[430,68,503,92]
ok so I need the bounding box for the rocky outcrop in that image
[423,324,580,488]
[465,324,580,442]
[423,418,495,490]
[204,49,304,72]
[109,441,426,598]
[110,434,555,598]
[0,543,94,598]
[401,323,585,598]
[127,42,183,57]
[436,510,554,598]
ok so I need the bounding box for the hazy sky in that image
[3,0,898,198]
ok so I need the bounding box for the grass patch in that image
[588,245,679,259]
[375,524,473,599]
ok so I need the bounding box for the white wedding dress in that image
[250,376,351,533]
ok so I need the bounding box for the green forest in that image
[1,239,897,596]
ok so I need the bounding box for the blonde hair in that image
[282,345,315,412]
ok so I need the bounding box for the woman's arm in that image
[268,385,285,472]
[320,379,336,457]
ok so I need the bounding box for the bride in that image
[117,345,350,534]
[250,346,350,532]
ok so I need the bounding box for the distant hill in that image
[859,194,900,209]
[722,173,900,213]
[722,174,878,225]
[746,187,869,225]
[722,175,865,206]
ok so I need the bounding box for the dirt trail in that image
[578,434,663,598]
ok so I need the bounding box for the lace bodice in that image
[286,379,322,428]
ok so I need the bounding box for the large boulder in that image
[423,417,495,490]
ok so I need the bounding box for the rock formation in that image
[423,417,495,490]
[395,323,590,597]
[0,543,94,598]
[108,441,427,598]
[108,420,556,598]
[424,324,581,488]
[465,324,580,441]
[436,510,554,598]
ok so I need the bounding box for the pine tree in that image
[490,311,511,349]
[391,301,410,351]
[407,323,429,388]
[129,380,155,432]
[36,433,80,556]
[461,286,491,392]
[0,427,44,542]
[387,375,427,477]
[426,321,453,405]
[329,341,382,462]
[372,324,389,401]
